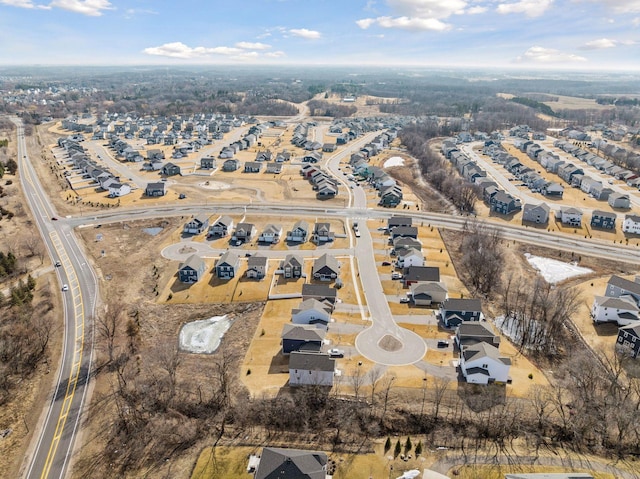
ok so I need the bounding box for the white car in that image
[391,272,403,280]
[62,284,69,291]
[328,348,344,358]
[399,297,410,304]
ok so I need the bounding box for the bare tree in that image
[459,220,504,297]
[95,300,126,365]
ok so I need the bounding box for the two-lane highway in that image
[11,117,99,479]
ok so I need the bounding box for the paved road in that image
[12,117,99,479]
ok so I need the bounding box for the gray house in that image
[608,192,631,209]
[246,255,268,280]
[312,254,340,282]
[281,324,325,355]
[606,275,640,305]
[222,158,240,171]
[233,223,256,243]
[280,254,304,279]
[522,203,550,224]
[178,254,206,284]
[208,215,234,237]
[183,214,209,235]
[161,162,181,176]
[253,447,328,479]
[145,182,166,197]
[286,220,309,243]
[591,210,617,230]
[439,298,484,328]
[215,251,239,279]
[200,156,216,169]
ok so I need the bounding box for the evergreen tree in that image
[415,441,423,456]
[405,436,412,453]
[384,437,391,452]
[394,439,401,457]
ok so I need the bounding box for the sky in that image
[0,0,639,71]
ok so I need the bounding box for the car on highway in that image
[328,348,344,358]
[61,284,69,291]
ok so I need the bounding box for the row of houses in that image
[300,164,338,198]
[57,137,132,197]
[554,139,640,190]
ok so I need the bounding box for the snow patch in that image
[383,156,405,168]
[179,315,231,354]
[524,253,592,284]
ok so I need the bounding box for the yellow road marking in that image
[40,232,86,479]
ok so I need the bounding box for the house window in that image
[482,364,488,369]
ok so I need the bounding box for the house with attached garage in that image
[244,161,263,173]
[259,224,282,244]
[542,182,564,198]
[215,251,239,279]
[161,162,181,176]
[178,254,206,284]
[232,222,256,243]
[403,266,440,287]
[395,248,424,269]
[251,447,329,479]
[455,322,501,349]
[289,351,335,387]
[391,226,418,240]
[522,203,550,224]
[558,207,582,227]
[622,214,640,234]
[605,275,640,305]
[312,222,334,244]
[608,192,631,209]
[222,158,240,171]
[246,255,268,280]
[279,254,304,279]
[108,182,131,198]
[183,215,210,235]
[460,342,511,385]
[316,182,338,199]
[590,210,616,230]
[147,149,165,161]
[591,295,639,326]
[208,215,233,237]
[410,281,448,306]
[301,284,337,307]
[388,216,412,231]
[145,182,166,197]
[490,191,522,215]
[439,298,484,328]
[286,220,309,243]
[200,156,216,170]
[291,298,332,328]
[617,324,640,359]
[379,184,403,207]
[312,254,340,282]
[281,324,325,355]
[266,163,283,174]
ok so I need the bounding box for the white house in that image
[108,182,131,197]
[459,342,511,385]
[559,207,582,227]
[258,224,282,244]
[591,295,639,326]
[291,298,331,328]
[622,214,640,234]
[396,247,424,269]
[288,351,335,387]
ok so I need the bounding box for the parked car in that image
[391,272,403,280]
[51,217,58,221]
[437,340,450,348]
[62,284,69,291]
[328,348,344,358]
[55,261,62,267]
[382,261,391,266]
[399,297,410,304]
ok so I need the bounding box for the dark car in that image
[382,261,391,266]
[437,340,450,348]
[51,217,58,221]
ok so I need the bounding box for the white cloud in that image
[265,50,286,58]
[356,18,377,29]
[0,0,50,9]
[370,15,451,30]
[516,46,587,63]
[467,5,487,14]
[633,16,640,25]
[386,0,467,18]
[580,38,618,49]
[578,0,640,14]
[497,0,553,17]
[143,42,244,59]
[49,0,113,16]
[124,8,157,18]
[235,41,271,50]
[289,28,321,39]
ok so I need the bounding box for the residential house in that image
[178,254,206,284]
[246,255,268,280]
[491,191,522,215]
[388,216,412,231]
[391,226,418,240]
[233,223,256,243]
[312,254,340,282]
[609,192,631,209]
[244,161,263,173]
[396,248,424,269]
[410,282,448,306]
[291,298,332,327]
[208,216,234,237]
[316,182,338,199]
[460,342,511,385]
[289,352,335,387]
[280,254,304,279]
[183,215,209,235]
[145,182,166,197]
[379,185,403,207]
[259,224,282,244]
[522,203,550,224]
[222,158,240,171]
[542,182,564,198]
[403,266,440,287]
[301,284,337,307]
[622,214,640,234]
[617,324,640,359]
[108,183,131,198]
[455,322,501,349]
[591,210,616,230]
[591,295,639,326]
[147,149,164,161]
[505,473,593,479]
[559,207,582,227]
[252,447,328,479]
[161,162,181,176]
[439,298,484,328]
[215,251,239,279]
[281,324,325,355]
[607,275,640,301]
[312,222,334,244]
[286,220,309,243]
[266,163,283,174]
[200,156,216,169]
